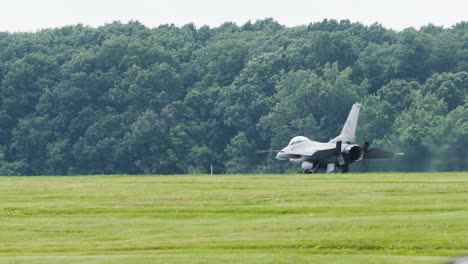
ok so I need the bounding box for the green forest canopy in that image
[0,19,466,175]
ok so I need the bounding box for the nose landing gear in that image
[302,162,320,174]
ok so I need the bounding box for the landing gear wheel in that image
[336,164,349,173]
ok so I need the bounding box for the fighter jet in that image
[275,103,402,173]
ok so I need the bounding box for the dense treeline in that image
[0,19,466,175]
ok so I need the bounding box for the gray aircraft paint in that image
[330,103,360,144]
[276,103,401,173]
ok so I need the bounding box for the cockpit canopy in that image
[288,136,311,146]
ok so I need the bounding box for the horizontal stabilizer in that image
[364,148,396,159]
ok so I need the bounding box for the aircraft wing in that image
[364,148,397,159]
[309,148,338,161]
[288,147,337,160]
[290,147,399,159]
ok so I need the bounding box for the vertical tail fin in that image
[330,103,361,143]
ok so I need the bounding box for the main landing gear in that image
[302,162,320,174]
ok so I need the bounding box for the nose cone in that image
[275,150,287,160]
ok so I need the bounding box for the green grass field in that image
[0,173,467,263]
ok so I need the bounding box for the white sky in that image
[0,0,467,32]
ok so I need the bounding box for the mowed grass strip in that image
[0,172,467,263]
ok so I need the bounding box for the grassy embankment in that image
[0,172,467,263]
